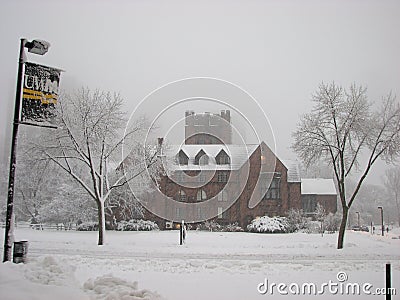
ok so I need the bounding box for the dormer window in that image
[194,149,209,165]
[216,149,230,165]
[177,150,189,165]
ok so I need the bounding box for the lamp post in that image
[356,211,360,228]
[378,206,384,237]
[3,38,50,262]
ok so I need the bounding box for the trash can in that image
[13,241,28,263]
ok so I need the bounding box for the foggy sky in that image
[1,0,399,185]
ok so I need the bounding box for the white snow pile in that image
[0,257,88,300]
[0,256,165,300]
[83,275,164,300]
[24,256,78,286]
[247,216,289,233]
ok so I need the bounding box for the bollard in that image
[180,220,185,245]
[13,241,29,263]
[386,263,391,300]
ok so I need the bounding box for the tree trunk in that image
[97,200,106,245]
[337,206,349,249]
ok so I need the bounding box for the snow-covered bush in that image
[286,209,310,232]
[302,221,321,234]
[247,216,290,233]
[324,213,341,233]
[76,221,98,231]
[116,219,159,231]
[223,222,244,232]
[196,220,221,231]
[196,221,243,232]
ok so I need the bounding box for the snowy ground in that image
[1,228,399,299]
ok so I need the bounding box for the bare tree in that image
[34,88,158,245]
[293,82,400,249]
[383,167,400,226]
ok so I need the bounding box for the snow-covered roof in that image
[301,178,337,195]
[281,159,301,183]
[164,144,259,171]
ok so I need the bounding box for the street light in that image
[25,40,50,55]
[378,206,384,237]
[3,38,50,262]
[356,211,360,228]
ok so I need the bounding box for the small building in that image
[301,178,338,216]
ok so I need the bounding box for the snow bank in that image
[0,256,165,300]
[84,275,164,300]
[0,259,88,300]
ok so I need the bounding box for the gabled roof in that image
[177,149,189,158]
[301,178,337,195]
[164,144,259,171]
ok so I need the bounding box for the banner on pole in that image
[22,62,62,123]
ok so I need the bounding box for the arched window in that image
[196,189,207,201]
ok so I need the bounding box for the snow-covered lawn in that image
[1,228,399,299]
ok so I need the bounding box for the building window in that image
[217,172,229,183]
[176,207,182,218]
[218,190,228,202]
[177,190,186,202]
[198,173,206,183]
[263,174,281,200]
[218,207,223,219]
[302,195,317,214]
[197,189,207,201]
[195,149,209,165]
[209,115,218,126]
[216,149,230,165]
[197,207,203,219]
[177,150,188,165]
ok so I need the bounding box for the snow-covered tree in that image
[33,88,159,245]
[293,82,400,249]
[105,183,144,224]
[383,167,400,226]
[13,145,57,223]
[39,183,96,228]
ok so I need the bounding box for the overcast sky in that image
[1,0,399,185]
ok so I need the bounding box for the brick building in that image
[139,110,338,229]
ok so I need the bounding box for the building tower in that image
[184,110,232,144]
